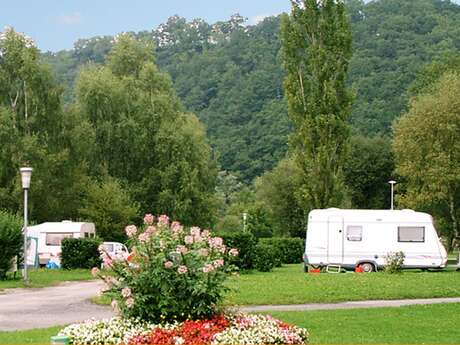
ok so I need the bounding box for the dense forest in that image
[43,0,460,182]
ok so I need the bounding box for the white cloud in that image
[249,14,269,25]
[56,12,82,26]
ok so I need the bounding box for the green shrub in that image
[259,237,304,264]
[253,243,277,272]
[0,210,23,279]
[384,251,405,273]
[218,232,256,270]
[61,238,102,269]
[96,215,239,322]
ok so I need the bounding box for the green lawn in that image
[271,303,460,344]
[225,264,460,305]
[0,269,94,290]
[1,304,459,344]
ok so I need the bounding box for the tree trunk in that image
[449,193,459,249]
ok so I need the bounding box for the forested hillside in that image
[44,0,460,182]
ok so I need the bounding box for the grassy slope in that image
[0,269,93,290]
[1,304,459,344]
[272,303,460,344]
[225,264,460,305]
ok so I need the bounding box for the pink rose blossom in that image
[213,259,224,268]
[105,276,118,286]
[171,221,183,234]
[190,226,201,237]
[201,230,210,239]
[176,245,188,254]
[125,297,135,308]
[91,267,100,277]
[209,237,223,248]
[111,299,119,312]
[164,261,174,269]
[145,226,157,235]
[138,232,150,242]
[177,265,188,274]
[229,248,239,257]
[125,225,138,237]
[121,287,132,298]
[102,254,113,268]
[158,215,170,226]
[202,264,215,273]
[143,213,155,225]
[184,235,194,245]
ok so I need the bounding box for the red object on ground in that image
[355,265,363,273]
[309,268,321,274]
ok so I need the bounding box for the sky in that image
[0,0,291,52]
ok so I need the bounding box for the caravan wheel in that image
[359,262,375,273]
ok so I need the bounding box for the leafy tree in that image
[79,177,139,242]
[280,0,353,209]
[344,135,395,209]
[74,34,218,227]
[393,72,460,249]
[0,210,22,279]
[255,157,307,238]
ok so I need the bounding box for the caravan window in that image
[45,233,73,246]
[398,226,425,242]
[347,226,362,241]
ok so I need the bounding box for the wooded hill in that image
[44,0,460,182]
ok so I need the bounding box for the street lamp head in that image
[20,167,33,189]
[388,180,396,185]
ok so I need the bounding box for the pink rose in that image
[91,267,100,277]
[176,245,188,254]
[190,226,201,237]
[171,221,183,234]
[102,254,113,268]
[202,264,215,273]
[201,230,210,239]
[158,215,170,226]
[164,261,174,269]
[213,259,224,268]
[184,235,194,245]
[143,213,155,225]
[145,226,157,235]
[125,297,135,308]
[138,232,150,242]
[177,265,188,274]
[111,299,119,312]
[121,287,132,298]
[125,225,138,237]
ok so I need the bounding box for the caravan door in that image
[327,216,344,264]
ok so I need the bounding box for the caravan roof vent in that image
[61,220,73,223]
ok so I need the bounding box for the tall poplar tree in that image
[280,0,353,209]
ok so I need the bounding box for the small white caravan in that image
[304,209,448,272]
[27,221,96,266]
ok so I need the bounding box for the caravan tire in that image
[359,262,375,273]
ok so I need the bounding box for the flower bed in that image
[58,313,309,345]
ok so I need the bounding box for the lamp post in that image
[388,180,396,210]
[242,212,248,232]
[20,167,32,283]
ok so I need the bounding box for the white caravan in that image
[304,209,448,272]
[27,221,96,266]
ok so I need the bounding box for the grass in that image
[1,304,459,344]
[0,326,63,344]
[225,264,460,305]
[271,303,460,344]
[0,269,94,290]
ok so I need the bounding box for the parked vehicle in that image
[100,241,129,257]
[304,208,448,272]
[27,221,96,267]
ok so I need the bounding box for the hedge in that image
[0,210,23,279]
[253,243,277,272]
[259,237,304,264]
[61,238,102,269]
[219,232,257,270]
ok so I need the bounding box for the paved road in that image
[2,281,460,331]
[0,281,112,331]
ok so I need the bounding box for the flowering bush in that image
[58,313,309,345]
[94,214,239,322]
[384,251,405,273]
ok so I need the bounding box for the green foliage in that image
[218,232,256,270]
[99,216,236,322]
[253,243,277,272]
[255,157,307,238]
[259,237,304,264]
[281,0,353,209]
[79,177,139,242]
[384,251,405,274]
[343,135,395,209]
[0,210,22,279]
[393,72,460,249]
[61,237,102,269]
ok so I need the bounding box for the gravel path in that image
[1,281,460,331]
